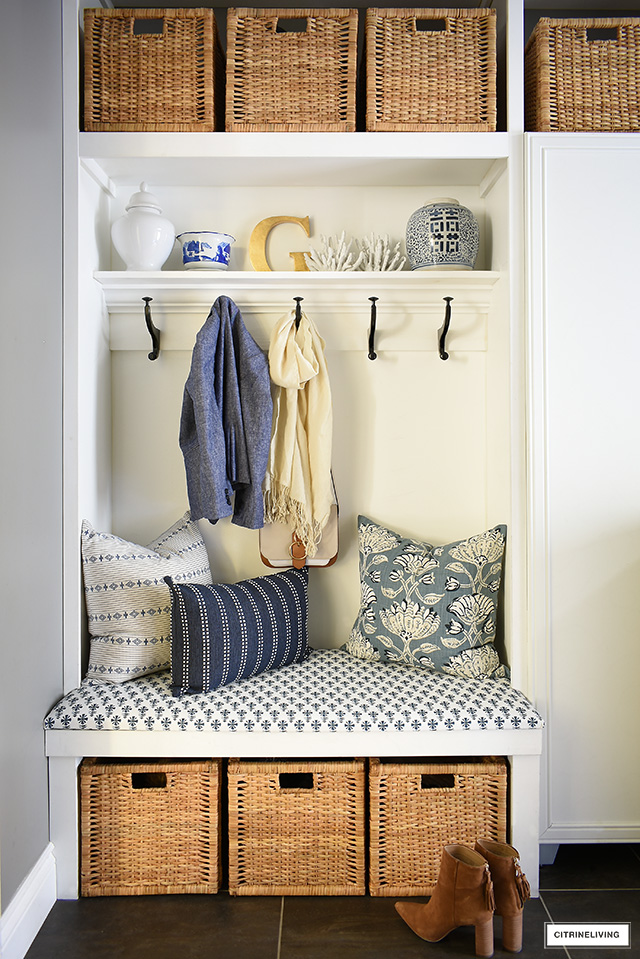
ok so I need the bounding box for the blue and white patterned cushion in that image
[165,567,309,696]
[343,517,510,681]
[44,648,544,734]
[82,513,212,683]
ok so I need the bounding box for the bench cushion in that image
[44,649,543,735]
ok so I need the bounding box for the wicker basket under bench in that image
[80,758,222,896]
[369,757,507,897]
[228,758,366,895]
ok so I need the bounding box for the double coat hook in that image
[366,295,454,360]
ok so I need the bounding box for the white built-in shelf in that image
[80,132,511,191]
[97,269,500,304]
[96,269,500,353]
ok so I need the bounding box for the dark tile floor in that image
[27,844,640,959]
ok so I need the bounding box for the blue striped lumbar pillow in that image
[164,566,309,696]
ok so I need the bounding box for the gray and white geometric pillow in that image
[82,512,212,683]
[342,516,510,681]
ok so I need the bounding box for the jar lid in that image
[426,197,459,206]
[125,182,162,212]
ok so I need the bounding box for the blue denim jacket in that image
[180,296,272,528]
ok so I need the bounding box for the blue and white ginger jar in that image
[406,197,479,270]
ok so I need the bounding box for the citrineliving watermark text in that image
[545,923,631,948]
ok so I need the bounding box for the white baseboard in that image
[0,844,56,959]
[540,823,640,843]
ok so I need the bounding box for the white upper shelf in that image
[80,131,511,189]
[97,269,500,309]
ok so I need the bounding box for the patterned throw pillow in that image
[165,566,309,696]
[342,516,509,681]
[82,513,212,682]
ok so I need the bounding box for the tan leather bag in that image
[259,476,339,568]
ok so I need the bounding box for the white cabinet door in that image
[527,135,640,843]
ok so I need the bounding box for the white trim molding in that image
[0,845,56,959]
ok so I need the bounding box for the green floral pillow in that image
[342,516,509,681]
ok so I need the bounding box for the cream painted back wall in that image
[111,332,493,650]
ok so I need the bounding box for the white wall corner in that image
[0,844,56,959]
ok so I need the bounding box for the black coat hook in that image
[143,296,161,361]
[438,296,453,360]
[294,296,303,330]
[368,296,378,360]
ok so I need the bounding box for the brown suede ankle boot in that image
[395,844,495,958]
[474,839,531,953]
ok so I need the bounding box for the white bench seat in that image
[44,648,544,899]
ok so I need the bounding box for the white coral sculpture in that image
[356,233,406,271]
[304,232,365,272]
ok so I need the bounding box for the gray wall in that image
[0,0,64,909]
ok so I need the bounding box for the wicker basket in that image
[525,17,640,132]
[369,757,507,897]
[365,8,497,132]
[80,758,222,896]
[226,8,358,132]
[228,759,366,895]
[83,8,224,131]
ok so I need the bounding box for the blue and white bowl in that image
[177,231,235,270]
[406,198,479,271]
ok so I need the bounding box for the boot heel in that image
[475,918,494,958]
[503,913,523,953]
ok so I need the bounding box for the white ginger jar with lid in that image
[111,182,175,271]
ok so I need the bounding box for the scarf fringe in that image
[264,480,326,557]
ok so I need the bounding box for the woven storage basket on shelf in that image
[369,757,507,897]
[365,8,497,131]
[228,759,366,895]
[80,758,222,896]
[83,7,224,131]
[226,8,358,131]
[525,17,640,132]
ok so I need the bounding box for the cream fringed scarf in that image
[263,308,333,557]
